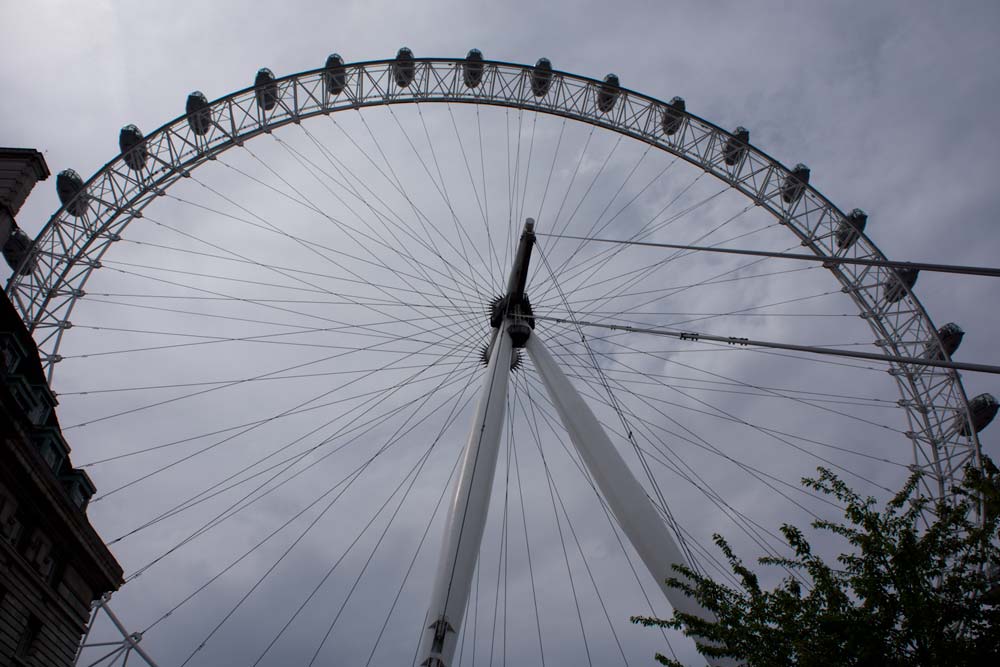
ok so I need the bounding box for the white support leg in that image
[526,333,729,664]
[416,325,513,667]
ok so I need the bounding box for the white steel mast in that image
[416,219,722,667]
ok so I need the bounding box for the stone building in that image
[1,148,123,666]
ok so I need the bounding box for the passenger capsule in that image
[463,49,484,88]
[255,68,279,111]
[393,47,416,88]
[597,73,620,113]
[56,169,89,218]
[186,91,212,136]
[835,208,868,249]
[722,126,749,166]
[957,393,999,435]
[883,267,918,304]
[780,163,810,204]
[324,53,347,96]
[661,96,685,136]
[119,124,148,171]
[925,322,964,360]
[2,227,35,275]
[531,58,553,97]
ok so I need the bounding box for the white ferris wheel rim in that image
[4,56,980,503]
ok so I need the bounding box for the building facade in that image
[1,149,123,666]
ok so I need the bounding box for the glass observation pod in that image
[836,208,868,249]
[925,322,965,360]
[531,58,552,97]
[957,393,999,435]
[661,96,686,135]
[722,126,750,166]
[119,124,148,171]
[324,53,347,96]
[186,91,212,135]
[463,49,484,88]
[56,168,89,218]
[2,227,35,275]
[255,68,278,111]
[597,73,620,113]
[884,267,919,304]
[393,47,415,88]
[781,163,811,204]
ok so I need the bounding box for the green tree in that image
[632,461,1000,666]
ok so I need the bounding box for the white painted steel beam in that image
[416,324,513,667]
[526,332,731,666]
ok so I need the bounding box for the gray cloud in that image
[3,2,998,665]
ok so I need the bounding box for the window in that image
[16,615,42,658]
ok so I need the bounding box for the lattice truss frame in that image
[5,57,980,500]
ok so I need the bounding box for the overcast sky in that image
[3,2,1000,666]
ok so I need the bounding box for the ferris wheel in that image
[5,49,996,666]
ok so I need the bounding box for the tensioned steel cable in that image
[153,194,486,309]
[535,314,1000,375]
[507,380,547,666]
[517,111,538,230]
[539,218,774,310]
[152,346,482,644]
[513,384,632,665]
[381,105,495,299]
[534,116,568,240]
[539,233,1000,278]
[256,368,479,666]
[516,375,684,661]
[132,359,483,591]
[444,103,495,276]
[95,260,474,346]
[543,139,650,281]
[114,361,483,552]
[543,329,912,472]
[539,324,827,567]
[414,104,496,297]
[68,309,478,433]
[188,155,482,341]
[535,245,703,572]
[108,326,484,543]
[556,330,909,435]
[517,377,595,667]
[284,122,493,297]
[219,146,483,336]
[535,225,794,319]
[534,176,728,304]
[516,370,744,593]
[487,402,513,667]
[522,360,793,582]
[544,321,889,377]
[555,243,814,332]
[547,124,596,243]
[179,433,436,667]
[61,357,467,398]
[349,108,495,307]
[93,316,483,503]
[75,357,472,469]
[362,418,472,666]
[532,360,848,511]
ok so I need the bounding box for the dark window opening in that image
[16,615,42,658]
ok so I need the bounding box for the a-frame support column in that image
[526,333,729,665]
[416,220,536,667]
[415,325,512,667]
